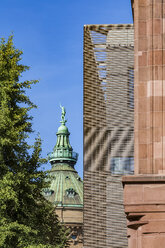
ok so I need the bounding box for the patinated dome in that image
[43,163,83,207]
[57,124,69,134]
[45,106,83,208]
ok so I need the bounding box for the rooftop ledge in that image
[48,150,78,162]
[123,174,165,184]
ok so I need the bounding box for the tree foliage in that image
[0,36,68,247]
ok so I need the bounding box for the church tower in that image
[44,107,83,248]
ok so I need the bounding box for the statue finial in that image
[60,104,67,124]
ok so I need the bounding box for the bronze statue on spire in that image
[60,104,66,124]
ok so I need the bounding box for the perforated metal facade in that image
[83,24,134,248]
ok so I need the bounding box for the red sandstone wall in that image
[123,1,165,247]
[134,0,165,174]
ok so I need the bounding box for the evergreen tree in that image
[0,36,68,248]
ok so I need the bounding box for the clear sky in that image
[0,0,133,178]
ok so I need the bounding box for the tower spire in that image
[48,106,78,166]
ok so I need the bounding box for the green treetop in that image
[0,36,68,248]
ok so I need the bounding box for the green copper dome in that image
[57,124,69,133]
[45,106,83,208]
[43,163,83,207]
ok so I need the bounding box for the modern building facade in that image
[84,24,134,247]
[44,107,83,248]
[123,0,165,247]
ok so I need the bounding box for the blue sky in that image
[0,0,133,178]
